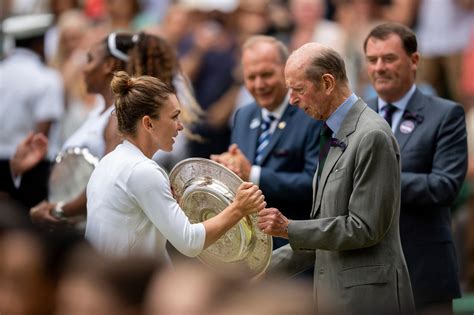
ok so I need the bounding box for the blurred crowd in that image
[0,0,473,314]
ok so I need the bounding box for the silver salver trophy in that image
[48,147,99,229]
[169,158,272,278]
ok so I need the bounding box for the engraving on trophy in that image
[169,158,272,277]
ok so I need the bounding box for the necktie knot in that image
[261,114,275,129]
[321,123,332,137]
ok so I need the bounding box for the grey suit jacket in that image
[270,99,415,314]
[368,89,467,308]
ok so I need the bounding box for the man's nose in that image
[373,59,386,72]
[289,91,298,105]
[255,76,265,89]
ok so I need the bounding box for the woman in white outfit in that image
[85,71,265,259]
[30,33,127,227]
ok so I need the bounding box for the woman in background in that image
[30,32,126,227]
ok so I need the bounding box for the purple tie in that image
[382,103,397,126]
[318,123,332,178]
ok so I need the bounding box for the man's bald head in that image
[287,42,348,85]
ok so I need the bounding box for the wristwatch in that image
[51,201,65,219]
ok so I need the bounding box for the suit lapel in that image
[368,98,378,113]
[241,104,261,162]
[311,99,365,218]
[394,89,425,151]
[258,104,295,165]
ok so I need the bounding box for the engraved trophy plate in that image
[48,147,99,205]
[169,158,272,277]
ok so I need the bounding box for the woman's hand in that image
[30,201,65,229]
[233,182,266,216]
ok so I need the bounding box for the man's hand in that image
[258,207,290,239]
[211,144,252,180]
[10,132,48,177]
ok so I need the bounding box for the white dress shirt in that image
[86,140,206,260]
[249,94,289,185]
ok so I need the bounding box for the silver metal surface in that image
[169,158,272,277]
[48,147,99,204]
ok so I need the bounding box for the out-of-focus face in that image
[290,0,324,28]
[365,34,418,103]
[106,0,137,20]
[242,42,288,111]
[61,27,84,57]
[151,95,184,153]
[55,275,121,315]
[286,62,329,120]
[236,0,269,36]
[83,43,109,94]
[0,232,52,315]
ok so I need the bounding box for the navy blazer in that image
[231,103,321,221]
[369,89,467,308]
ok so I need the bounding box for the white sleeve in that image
[127,161,206,257]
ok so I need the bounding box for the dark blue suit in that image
[369,89,467,308]
[231,102,321,248]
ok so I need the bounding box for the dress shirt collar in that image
[261,93,290,121]
[377,84,416,113]
[326,93,358,136]
[122,139,147,158]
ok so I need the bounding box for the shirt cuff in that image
[249,165,261,185]
[10,165,22,189]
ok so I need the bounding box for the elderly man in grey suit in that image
[258,42,415,314]
[364,23,468,314]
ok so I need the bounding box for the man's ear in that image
[322,73,335,95]
[411,52,420,72]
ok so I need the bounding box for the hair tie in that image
[127,78,133,90]
[108,32,129,61]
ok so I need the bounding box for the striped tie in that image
[255,114,276,164]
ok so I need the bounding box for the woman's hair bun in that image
[111,71,134,96]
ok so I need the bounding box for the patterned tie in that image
[317,123,332,178]
[255,114,276,164]
[381,103,397,126]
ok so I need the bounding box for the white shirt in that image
[249,94,289,185]
[377,84,416,133]
[0,48,64,158]
[85,140,206,259]
[62,97,112,158]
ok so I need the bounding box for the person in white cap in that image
[0,14,64,211]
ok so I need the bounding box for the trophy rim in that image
[169,158,272,277]
[48,147,99,203]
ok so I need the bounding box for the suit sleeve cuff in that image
[249,165,261,185]
[9,164,22,189]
